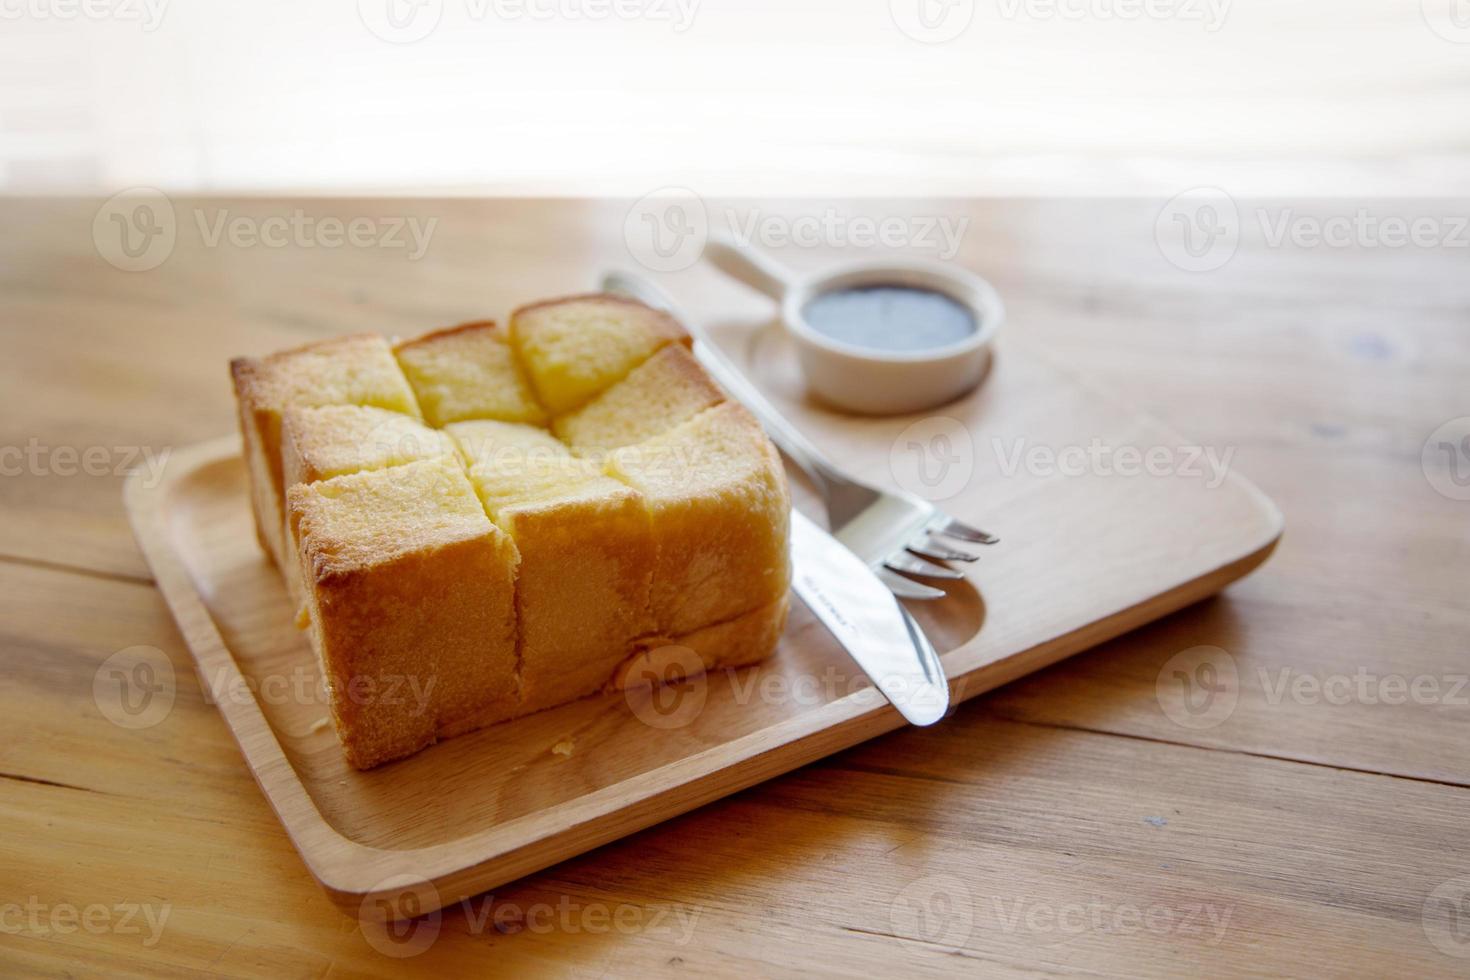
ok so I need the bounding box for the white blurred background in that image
[2,0,1468,196]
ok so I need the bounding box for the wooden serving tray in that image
[124,332,1281,921]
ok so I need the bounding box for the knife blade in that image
[790,509,950,726]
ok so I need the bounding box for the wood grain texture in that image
[2,197,1468,977]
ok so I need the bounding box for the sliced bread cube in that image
[279,404,459,616]
[287,456,519,769]
[606,402,791,636]
[393,321,547,428]
[553,344,725,456]
[509,294,689,414]
[449,420,655,712]
[282,404,459,488]
[231,334,421,567]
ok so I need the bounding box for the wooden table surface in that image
[3,196,1467,978]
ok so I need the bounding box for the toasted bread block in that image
[394,321,548,428]
[606,403,792,636]
[280,405,459,615]
[509,294,689,414]
[610,593,790,691]
[287,457,519,769]
[232,335,420,567]
[450,421,655,713]
[554,344,725,456]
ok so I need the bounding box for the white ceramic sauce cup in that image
[703,233,1004,415]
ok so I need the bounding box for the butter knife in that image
[790,509,950,725]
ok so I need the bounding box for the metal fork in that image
[600,271,998,601]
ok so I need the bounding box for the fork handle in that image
[598,270,846,496]
[691,338,845,493]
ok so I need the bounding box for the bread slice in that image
[282,404,459,488]
[279,404,459,615]
[449,420,655,713]
[445,417,579,487]
[509,294,689,414]
[553,344,725,456]
[606,402,791,636]
[231,335,421,567]
[610,593,790,691]
[287,456,519,769]
[490,485,654,714]
[393,321,548,428]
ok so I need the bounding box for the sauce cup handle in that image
[705,233,794,301]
